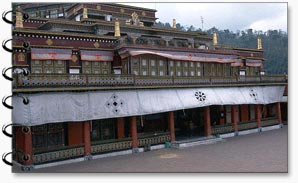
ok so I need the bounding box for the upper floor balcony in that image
[13,73,287,93]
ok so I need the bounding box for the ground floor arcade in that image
[13,102,285,169]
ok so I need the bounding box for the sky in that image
[122,2,287,32]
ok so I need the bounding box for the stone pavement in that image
[16,126,288,173]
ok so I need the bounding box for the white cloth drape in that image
[12,86,285,126]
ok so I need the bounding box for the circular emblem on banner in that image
[249,89,258,100]
[105,93,125,114]
[195,91,206,102]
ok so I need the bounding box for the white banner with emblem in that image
[12,86,285,126]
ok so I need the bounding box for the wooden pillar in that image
[130,116,138,149]
[256,104,262,128]
[276,102,282,124]
[83,121,91,156]
[219,106,225,125]
[117,118,125,140]
[22,126,33,166]
[231,105,238,132]
[168,111,175,142]
[204,106,211,137]
[263,105,268,118]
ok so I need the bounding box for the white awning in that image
[12,86,285,126]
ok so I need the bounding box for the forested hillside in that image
[155,22,288,75]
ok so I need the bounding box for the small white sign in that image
[239,71,246,76]
[69,69,80,74]
[114,69,121,75]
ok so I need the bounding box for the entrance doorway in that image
[174,108,205,140]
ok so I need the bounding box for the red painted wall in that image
[68,122,84,146]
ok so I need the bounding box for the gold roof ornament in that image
[83,8,88,19]
[16,6,23,28]
[213,32,218,46]
[114,18,121,37]
[173,19,176,29]
[257,36,262,50]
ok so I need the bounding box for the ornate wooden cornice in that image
[13,29,118,40]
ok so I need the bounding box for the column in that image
[168,111,175,142]
[117,118,125,140]
[83,121,91,157]
[22,126,33,166]
[256,104,262,128]
[231,105,238,133]
[219,106,225,125]
[130,116,138,149]
[276,102,283,124]
[263,105,268,118]
[204,106,211,137]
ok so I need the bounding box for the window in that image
[190,71,194,76]
[46,60,52,65]
[176,61,181,67]
[184,71,188,76]
[151,71,156,76]
[159,60,164,66]
[160,71,164,76]
[184,62,188,67]
[142,71,147,76]
[142,59,147,66]
[170,61,174,67]
[91,119,116,141]
[170,71,174,76]
[34,70,41,74]
[34,60,40,65]
[177,71,181,76]
[50,10,58,18]
[197,62,201,67]
[190,62,194,67]
[32,123,65,150]
[94,62,99,66]
[29,12,37,18]
[58,12,64,17]
[103,62,108,66]
[105,15,112,21]
[151,60,155,66]
[197,71,201,76]
[57,60,63,65]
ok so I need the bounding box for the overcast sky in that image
[122,2,287,32]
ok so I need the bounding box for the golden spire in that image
[114,18,120,37]
[257,36,262,50]
[173,19,176,29]
[213,32,218,46]
[83,8,88,19]
[16,6,23,28]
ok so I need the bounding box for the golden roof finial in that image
[114,18,121,37]
[257,36,262,50]
[83,8,88,19]
[16,6,23,28]
[213,32,218,46]
[173,19,176,29]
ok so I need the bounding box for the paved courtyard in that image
[17,126,287,173]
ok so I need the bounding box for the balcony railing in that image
[13,74,287,91]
